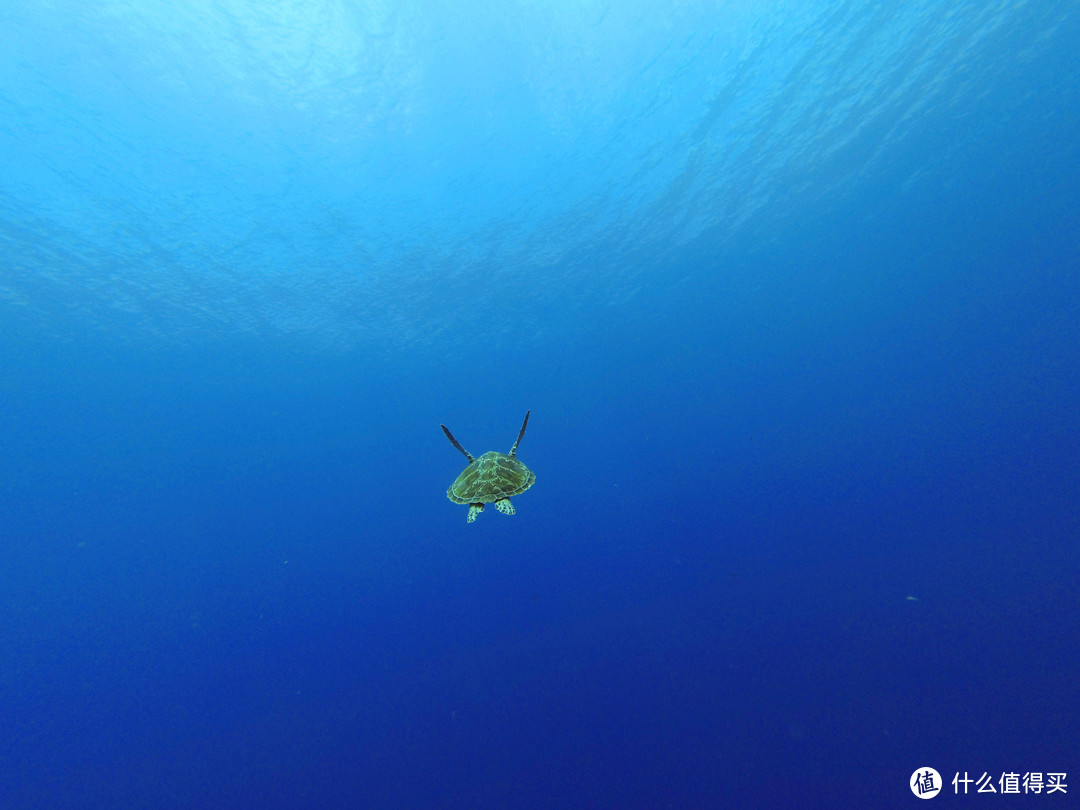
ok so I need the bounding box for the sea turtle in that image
[441,411,536,523]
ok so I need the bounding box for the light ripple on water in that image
[0,0,1070,351]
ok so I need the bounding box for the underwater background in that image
[2,1,1078,807]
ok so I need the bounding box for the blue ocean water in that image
[2,1,1078,807]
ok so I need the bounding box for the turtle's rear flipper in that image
[494,499,515,516]
[467,503,484,522]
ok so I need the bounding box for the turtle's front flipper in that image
[494,498,515,516]
[509,410,530,457]
[467,503,484,522]
[442,424,474,462]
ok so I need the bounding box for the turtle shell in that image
[447,451,536,504]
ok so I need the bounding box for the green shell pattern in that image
[447,451,536,504]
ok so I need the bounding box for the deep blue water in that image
[2,1,1078,807]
